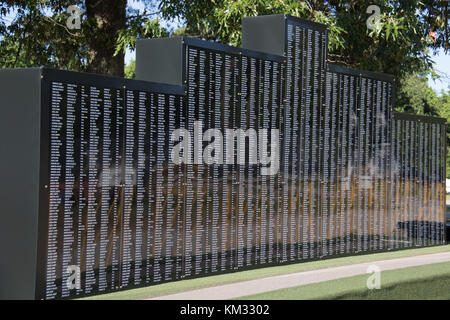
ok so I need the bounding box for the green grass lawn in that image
[237,261,450,300]
[79,245,450,300]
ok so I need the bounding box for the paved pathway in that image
[148,251,450,300]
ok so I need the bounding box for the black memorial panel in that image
[391,113,446,247]
[40,70,185,299]
[185,46,238,276]
[45,80,124,299]
[285,19,327,261]
[184,43,284,275]
[325,66,394,256]
[122,90,184,286]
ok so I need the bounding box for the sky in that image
[427,49,450,95]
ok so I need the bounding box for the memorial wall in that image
[0,14,446,300]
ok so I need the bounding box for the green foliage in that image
[437,89,450,121]
[0,0,87,70]
[159,0,448,81]
[124,59,136,79]
[159,0,346,50]
[437,93,450,178]
[396,73,440,116]
[115,15,168,56]
[1,1,448,79]
[0,0,165,75]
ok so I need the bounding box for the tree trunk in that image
[85,0,126,77]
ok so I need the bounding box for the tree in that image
[124,59,135,79]
[1,1,448,83]
[396,73,440,115]
[159,0,449,81]
[85,0,126,76]
[0,0,165,77]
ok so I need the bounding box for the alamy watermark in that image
[171,121,280,176]
[66,5,81,30]
[366,264,381,290]
[66,265,81,290]
[366,5,381,31]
